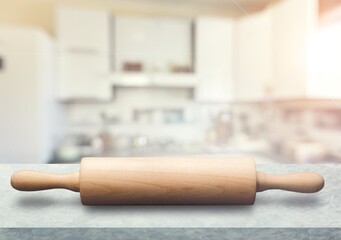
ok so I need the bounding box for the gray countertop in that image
[0,163,340,228]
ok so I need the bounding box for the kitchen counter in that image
[1,163,340,239]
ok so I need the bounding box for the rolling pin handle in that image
[11,171,80,192]
[256,171,324,193]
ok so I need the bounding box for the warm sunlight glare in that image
[307,22,341,98]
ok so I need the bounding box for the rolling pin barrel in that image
[79,157,257,205]
[10,157,325,205]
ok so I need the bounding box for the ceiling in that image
[197,0,278,12]
[188,0,276,7]
[154,0,281,17]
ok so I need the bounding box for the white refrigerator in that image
[0,26,64,163]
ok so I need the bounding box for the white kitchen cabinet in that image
[307,15,341,98]
[235,0,319,101]
[56,7,110,53]
[157,19,192,72]
[58,53,111,100]
[115,16,192,73]
[195,17,234,102]
[56,7,111,100]
[271,0,318,99]
[235,8,273,101]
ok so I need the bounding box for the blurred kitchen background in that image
[0,0,341,164]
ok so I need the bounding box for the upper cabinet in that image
[55,1,339,102]
[114,16,193,74]
[56,7,110,53]
[271,0,318,99]
[56,7,111,100]
[56,9,195,100]
[195,17,234,102]
[235,8,272,101]
[307,1,341,99]
[307,22,341,99]
[235,0,320,101]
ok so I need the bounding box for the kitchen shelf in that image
[109,72,197,88]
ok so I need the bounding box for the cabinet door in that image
[115,16,192,72]
[271,0,317,99]
[235,8,273,101]
[58,53,111,100]
[156,18,192,72]
[56,7,110,53]
[195,17,234,102]
[115,16,155,71]
[56,7,111,100]
[307,22,341,98]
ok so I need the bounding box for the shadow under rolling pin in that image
[11,157,324,205]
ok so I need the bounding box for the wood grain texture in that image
[11,157,325,205]
[11,171,80,192]
[79,157,257,205]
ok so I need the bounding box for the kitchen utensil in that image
[11,157,324,205]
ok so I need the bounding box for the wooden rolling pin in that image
[11,157,324,205]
